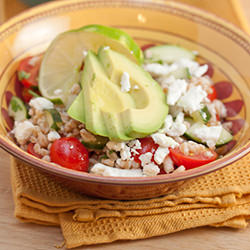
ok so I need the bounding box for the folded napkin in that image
[12,153,250,248]
[9,0,250,249]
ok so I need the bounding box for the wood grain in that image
[0,0,250,249]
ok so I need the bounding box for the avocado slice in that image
[68,51,135,140]
[98,47,168,138]
[68,48,168,141]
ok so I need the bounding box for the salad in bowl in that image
[8,24,234,177]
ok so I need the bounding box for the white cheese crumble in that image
[193,64,208,78]
[120,72,131,92]
[154,147,169,165]
[29,97,54,110]
[47,131,61,142]
[160,113,187,137]
[167,78,188,105]
[177,58,207,78]
[28,56,40,66]
[192,125,222,149]
[151,133,179,148]
[143,163,160,176]
[90,163,143,177]
[127,139,141,155]
[103,46,110,50]
[139,152,153,167]
[120,145,132,161]
[14,120,35,144]
[133,85,139,90]
[177,86,207,113]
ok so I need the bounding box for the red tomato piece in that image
[50,137,89,172]
[132,137,158,165]
[17,56,41,88]
[27,143,42,158]
[169,147,217,170]
[207,85,217,101]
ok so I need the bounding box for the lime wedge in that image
[38,25,143,105]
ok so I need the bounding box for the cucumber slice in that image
[8,96,27,122]
[191,106,211,124]
[44,109,62,131]
[81,135,109,150]
[144,45,195,64]
[185,123,233,147]
[216,128,234,147]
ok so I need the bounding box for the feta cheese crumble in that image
[151,133,179,148]
[167,78,188,105]
[120,72,131,92]
[192,125,222,149]
[160,113,187,137]
[177,86,207,113]
[139,152,153,167]
[28,56,40,66]
[154,147,169,165]
[14,120,35,145]
[29,97,54,110]
[91,163,143,177]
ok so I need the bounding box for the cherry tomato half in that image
[27,143,42,158]
[17,56,41,88]
[169,147,217,170]
[50,137,89,172]
[132,137,158,165]
[207,86,217,102]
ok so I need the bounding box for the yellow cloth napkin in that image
[12,154,250,248]
[10,0,250,249]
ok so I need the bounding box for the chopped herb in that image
[28,89,40,98]
[185,67,191,80]
[109,150,115,154]
[10,98,22,112]
[18,70,30,81]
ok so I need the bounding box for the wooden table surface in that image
[1,0,250,249]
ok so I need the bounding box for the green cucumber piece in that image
[8,96,27,122]
[185,123,233,147]
[81,135,109,150]
[44,109,62,131]
[191,106,211,124]
[144,45,196,63]
[216,128,234,147]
